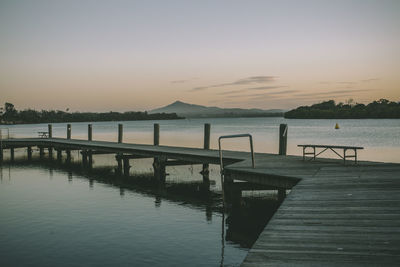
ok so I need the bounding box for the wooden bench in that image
[298,144,364,164]
[38,131,49,138]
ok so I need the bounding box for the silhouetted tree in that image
[285,99,400,119]
[0,102,183,124]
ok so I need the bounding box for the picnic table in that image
[38,131,49,138]
[298,144,364,164]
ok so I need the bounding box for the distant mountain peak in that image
[149,101,284,118]
[170,100,185,105]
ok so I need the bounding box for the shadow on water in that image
[1,157,281,250]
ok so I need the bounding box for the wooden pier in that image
[1,124,399,266]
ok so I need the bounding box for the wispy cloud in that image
[318,81,355,85]
[224,90,299,99]
[171,77,198,84]
[336,81,356,85]
[360,78,380,83]
[171,80,189,84]
[247,90,300,100]
[190,76,276,91]
[247,85,288,91]
[217,85,287,95]
[294,89,372,97]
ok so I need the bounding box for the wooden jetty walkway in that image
[1,123,399,266]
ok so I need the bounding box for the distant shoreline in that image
[284,99,400,119]
[0,102,184,125]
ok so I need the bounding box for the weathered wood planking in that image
[241,161,400,266]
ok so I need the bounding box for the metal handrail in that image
[218,133,255,172]
[218,133,255,208]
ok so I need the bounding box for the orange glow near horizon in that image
[0,1,399,112]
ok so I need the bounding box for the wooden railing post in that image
[118,124,123,143]
[66,124,71,163]
[279,124,288,155]
[27,146,32,161]
[87,124,93,168]
[88,124,92,141]
[67,124,71,139]
[153,123,159,146]
[153,123,165,182]
[0,129,3,163]
[10,148,14,162]
[48,124,52,138]
[48,124,53,159]
[202,123,211,184]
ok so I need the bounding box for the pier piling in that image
[88,124,93,167]
[67,124,71,139]
[153,123,165,181]
[0,130,3,163]
[88,124,92,141]
[57,149,62,163]
[48,124,53,159]
[39,147,44,159]
[118,124,123,143]
[202,123,211,188]
[123,158,130,177]
[153,123,159,146]
[278,188,286,202]
[10,148,14,161]
[66,124,71,163]
[82,151,88,166]
[279,124,288,155]
[27,147,32,161]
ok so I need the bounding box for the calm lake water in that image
[3,117,400,163]
[1,164,267,267]
[0,117,399,266]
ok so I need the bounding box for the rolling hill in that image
[149,101,284,118]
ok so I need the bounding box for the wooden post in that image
[48,124,53,160]
[0,130,3,163]
[87,124,93,167]
[67,124,71,139]
[66,124,71,163]
[27,147,32,161]
[154,123,159,146]
[88,151,93,169]
[39,147,44,159]
[82,151,88,166]
[279,124,288,155]
[152,123,165,181]
[118,124,123,143]
[88,124,92,141]
[278,189,286,202]
[153,155,167,182]
[116,155,122,175]
[48,147,53,160]
[48,124,52,138]
[123,158,130,177]
[57,149,62,162]
[66,150,71,164]
[202,123,211,184]
[10,148,14,162]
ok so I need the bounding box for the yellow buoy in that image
[335,123,340,129]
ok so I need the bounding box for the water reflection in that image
[3,158,279,251]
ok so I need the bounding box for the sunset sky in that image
[0,0,399,112]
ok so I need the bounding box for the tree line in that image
[284,99,400,119]
[0,103,183,124]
